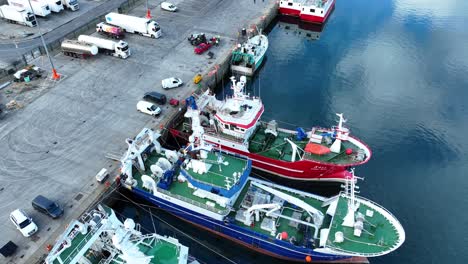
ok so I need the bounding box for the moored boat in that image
[279,0,336,24]
[118,128,405,262]
[168,76,371,182]
[231,34,268,77]
[45,204,197,264]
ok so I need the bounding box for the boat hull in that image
[299,1,335,23]
[231,54,265,77]
[129,187,357,263]
[279,0,335,24]
[279,7,302,17]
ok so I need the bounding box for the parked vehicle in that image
[137,101,161,116]
[194,42,212,54]
[96,22,125,39]
[193,74,202,84]
[9,209,38,237]
[143,91,166,105]
[13,65,42,82]
[61,0,78,11]
[187,33,207,46]
[32,195,64,219]
[61,39,98,58]
[161,2,177,12]
[161,77,183,89]
[0,5,36,27]
[78,35,130,59]
[169,98,179,106]
[105,12,162,38]
[45,0,63,12]
[8,0,51,17]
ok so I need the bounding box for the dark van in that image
[32,195,64,219]
[143,91,166,105]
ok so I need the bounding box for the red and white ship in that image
[279,0,336,24]
[169,76,371,182]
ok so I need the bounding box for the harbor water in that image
[112,0,468,263]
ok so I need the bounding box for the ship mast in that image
[341,169,362,227]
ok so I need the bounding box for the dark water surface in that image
[112,0,468,263]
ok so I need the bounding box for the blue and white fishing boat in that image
[119,113,404,262]
[231,34,268,76]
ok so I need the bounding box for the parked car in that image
[32,195,64,219]
[137,100,162,116]
[143,91,167,105]
[10,209,38,237]
[161,2,177,12]
[194,42,212,54]
[162,77,183,89]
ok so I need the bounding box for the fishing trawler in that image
[118,127,405,262]
[45,204,197,264]
[168,76,371,182]
[231,34,268,76]
[279,0,335,24]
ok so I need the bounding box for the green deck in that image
[184,152,247,188]
[134,151,244,215]
[248,126,362,164]
[326,196,401,255]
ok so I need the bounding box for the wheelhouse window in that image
[288,2,293,6]
[310,9,315,13]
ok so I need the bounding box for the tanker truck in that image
[96,22,125,39]
[0,5,36,27]
[104,12,161,38]
[61,40,98,58]
[61,0,78,11]
[45,0,64,12]
[8,0,51,17]
[77,35,130,59]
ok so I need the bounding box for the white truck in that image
[0,5,36,27]
[77,35,130,59]
[45,0,63,12]
[8,0,51,17]
[61,0,78,11]
[105,12,162,39]
[61,39,98,58]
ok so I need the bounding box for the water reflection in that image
[276,15,325,41]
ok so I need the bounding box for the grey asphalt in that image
[0,0,275,263]
[0,0,128,64]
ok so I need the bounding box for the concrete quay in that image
[0,0,277,263]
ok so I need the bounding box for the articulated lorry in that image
[77,35,130,59]
[105,13,161,38]
[61,0,78,11]
[45,0,63,12]
[96,22,125,39]
[61,40,98,58]
[0,5,36,27]
[8,0,51,17]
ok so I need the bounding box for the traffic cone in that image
[146,9,151,19]
[52,68,60,80]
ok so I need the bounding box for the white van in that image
[137,100,161,116]
[10,209,38,237]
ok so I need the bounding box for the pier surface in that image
[0,0,274,263]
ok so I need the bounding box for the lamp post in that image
[27,0,60,80]
[146,0,151,19]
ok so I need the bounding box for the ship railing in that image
[158,188,229,215]
[204,131,245,144]
[60,221,104,264]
